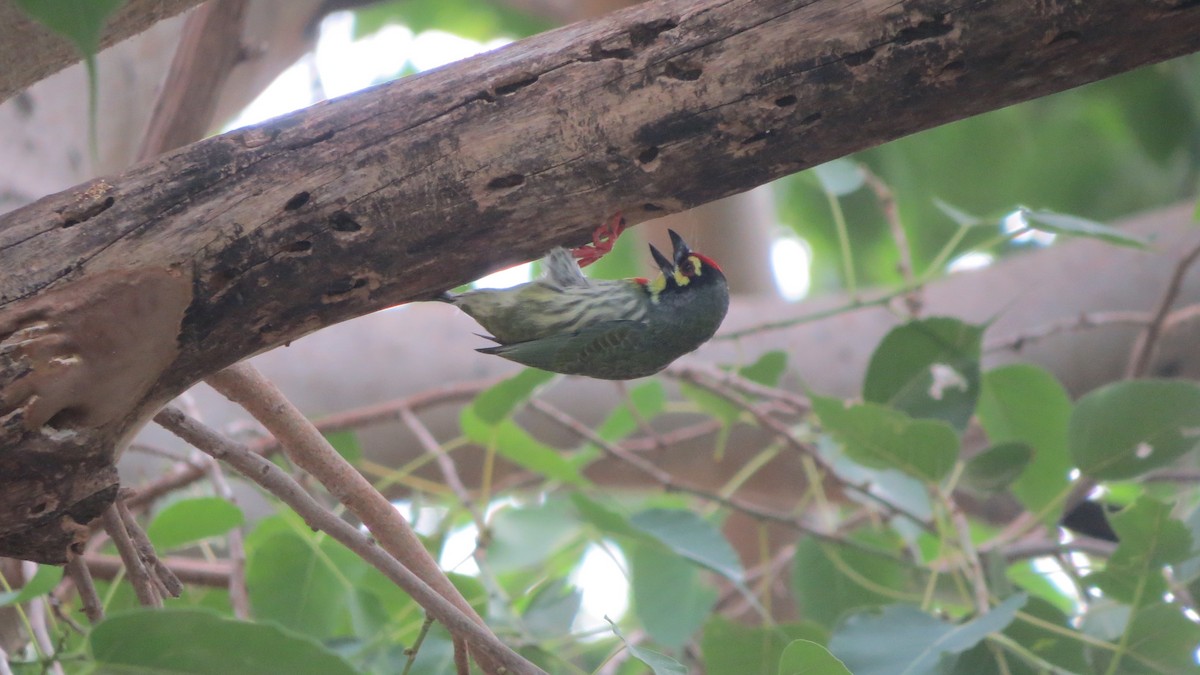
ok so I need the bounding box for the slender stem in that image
[827,188,859,300]
[154,406,542,674]
[1126,238,1200,377]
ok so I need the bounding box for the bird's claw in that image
[571,211,626,268]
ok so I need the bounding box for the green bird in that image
[440,229,729,380]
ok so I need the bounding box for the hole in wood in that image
[638,146,659,164]
[329,211,361,232]
[844,48,875,67]
[44,406,85,431]
[663,61,702,81]
[486,174,525,190]
[496,74,539,95]
[774,95,797,107]
[1049,30,1082,44]
[284,191,311,210]
[628,18,678,47]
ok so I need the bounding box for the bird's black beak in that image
[668,229,691,267]
[649,243,675,278]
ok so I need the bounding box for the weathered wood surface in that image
[3,0,1200,562]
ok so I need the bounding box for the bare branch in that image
[1126,238,1200,378]
[153,405,543,675]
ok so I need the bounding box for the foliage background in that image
[5,1,1200,674]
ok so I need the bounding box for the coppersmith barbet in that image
[440,227,728,380]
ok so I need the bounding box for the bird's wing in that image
[477,319,650,377]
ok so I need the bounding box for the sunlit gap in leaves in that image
[427,500,632,631]
[473,263,533,289]
[947,251,993,273]
[224,11,509,132]
[1005,208,1057,246]
[770,236,812,301]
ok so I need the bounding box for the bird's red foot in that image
[571,211,626,268]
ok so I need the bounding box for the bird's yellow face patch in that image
[649,254,707,302]
[674,255,704,285]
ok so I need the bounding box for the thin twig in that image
[941,490,990,614]
[995,536,1115,562]
[65,556,103,623]
[1126,238,1200,378]
[85,554,231,587]
[204,364,542,675]
[100,505,160,608]
[984,311,1150,353]
[126,379,494,510]
[153,405,542,674]
[669,369,935,531]
[400,406,486,532]
[199,453,249,617]
[115,494,182,598]
[619,418,723,452]
[402,615,436,675]
[863,167,921,316]
[529,399,834,542]
[615,381,668,452]
[22,562,64,675]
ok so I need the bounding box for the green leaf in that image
[1020,207,1148,248]
[89,608,357,675]
[932,199,989,228]
[739,350,789,387]
[1070,379,1200,479]
[1004,596,1088,673]
[12,0,124,158]
[791,535,910,629]
[323,429,363,463]
[630,508,743,583]
[976,364,1073,522]
[147,497,244,552]
[486,500,579,573]
[679,380,741,456]
[12,0,124,57]
[830,595,1026,675]
[947,595,1088,674]
[961,442,1032,495]
[467,368,556,426]
[630,542,717,649]
[779,640,851,675]
[1086,497,1192,606]
[492,420,587,485]
[353,0,551,42]
[0,565,62,607]
[608,618,688,675]
[522,579,581,640]
[813,159,866,196]
[1089,603,1200,675]
[863,317,983,431]
[595,381,667,442]
[246,530,363,639]
[570,494,646,540]
[703,617,827,675]
[813,396,959,482]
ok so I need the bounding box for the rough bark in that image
[3,0,1200,563]
[0,0,205,104]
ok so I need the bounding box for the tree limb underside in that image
[2,0,1199,562]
